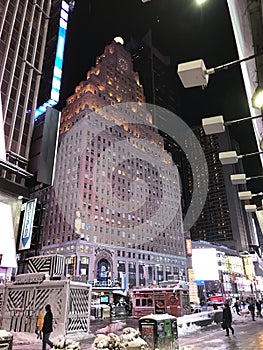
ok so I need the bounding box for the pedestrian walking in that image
[222,301,234,336]
[42,304,54,350]
[35,312,44,339]
[248,301,256,321]
[256,300,262,318]
[233,300,241,315]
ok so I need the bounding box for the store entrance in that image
[96,258,111,281]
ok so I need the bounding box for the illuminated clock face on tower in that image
[118,57,128,71]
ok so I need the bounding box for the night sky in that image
[58,0,262,195]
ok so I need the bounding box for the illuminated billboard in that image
[192,248,219,281]
[0,202,17,268]
[34,1,69,119]
[19,199,37,250]
[185,238,192,255]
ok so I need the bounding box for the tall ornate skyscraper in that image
[39,39,187,287]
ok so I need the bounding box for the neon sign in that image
[34,1,69,119]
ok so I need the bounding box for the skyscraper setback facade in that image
[38,39,187,286]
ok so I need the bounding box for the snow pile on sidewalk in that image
[0,330,12,339]
[52,337,80,349]
[92,327,147,350]
[95,321,126,335]
[121,327,147,348]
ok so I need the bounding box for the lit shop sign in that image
[185,239,192,255]
[243,257,254,281]
[90,280,121,288]
[192,248,219,281]
[187,268,195,281]
[34,0,69,119]
[19,199,37,250]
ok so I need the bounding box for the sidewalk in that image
[11,309,254,349]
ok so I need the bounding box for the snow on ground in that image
[94,321,126,335]
[177,307,252,336]
[10,308,255,346]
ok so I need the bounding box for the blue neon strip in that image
[34,1,69,120]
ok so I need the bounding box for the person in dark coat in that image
[233,300,240,315]
[256,300,262,318]
[248,301,256,321]
[222,302,234,336]
[42,304,54,350]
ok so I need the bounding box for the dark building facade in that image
[0,0,72,276]
[184,126,256,252]
[127,31,179,121]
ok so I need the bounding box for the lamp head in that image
[177,59,209,88]
[219,151,238,165]
[238,191,252,200]
[230,174,247,185]
[252,86,263,109]
[245,204,257,212]
[202,115,225,135]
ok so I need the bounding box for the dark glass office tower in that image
[183,126,256,252]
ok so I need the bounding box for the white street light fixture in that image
[196,0,207,4]
[177,59,209,88]
[238,191,252,200]
[230,174,247,185]
[219,150,263,165]
[245,205,257,213]
[252,86,263,109]
[219,151,239,165]
[202,114,262,135]
[202,115,225,135]
[238,191,263,200]
[230,173,263,185]
[177,53,262,88]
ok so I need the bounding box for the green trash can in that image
[139,313,178,350]
[0,330,13,350]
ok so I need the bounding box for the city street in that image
[12,314,263,349]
